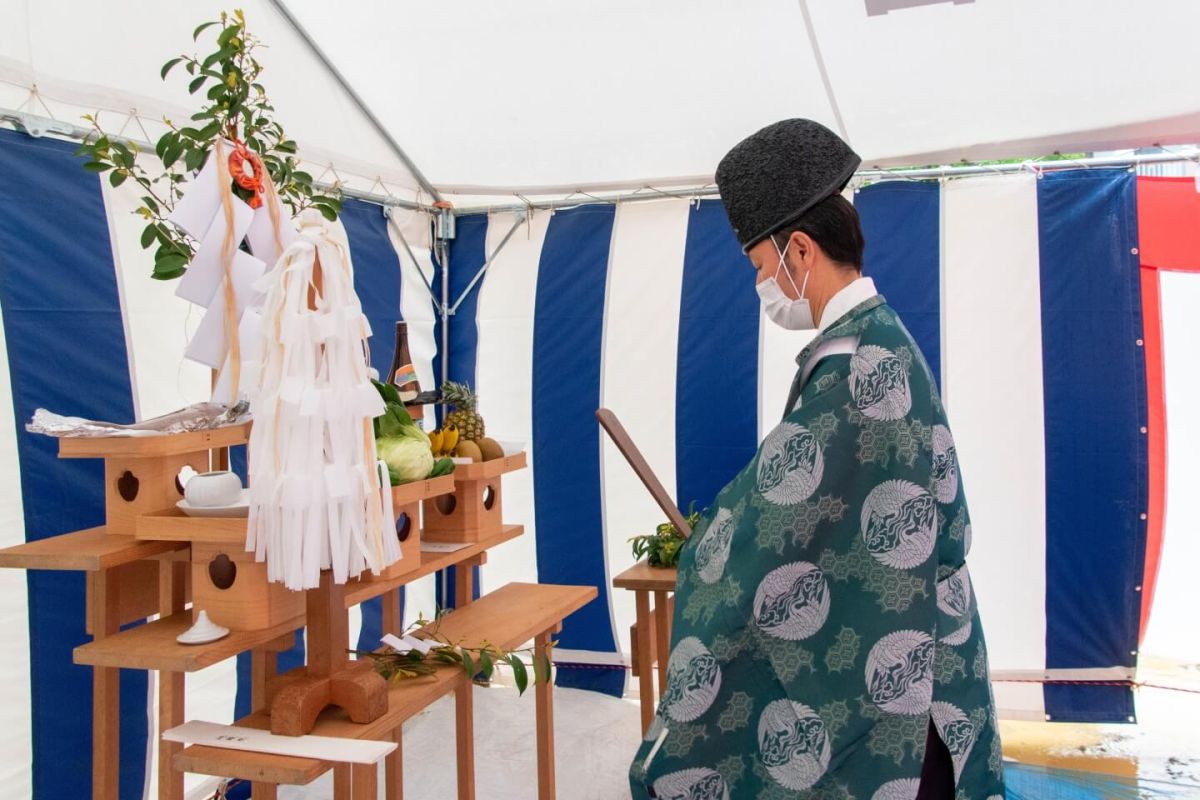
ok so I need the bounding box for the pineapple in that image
[441,381,485,442]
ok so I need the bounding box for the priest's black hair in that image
[770,194,864,271]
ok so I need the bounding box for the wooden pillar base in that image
[267,660,388,736]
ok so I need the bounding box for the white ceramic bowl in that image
[184,470,244,508]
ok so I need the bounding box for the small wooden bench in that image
[613,561,677,734]
[173,581,597,800]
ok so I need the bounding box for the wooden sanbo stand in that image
[266,570,387,736]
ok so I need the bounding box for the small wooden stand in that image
[267,570,387,736]
[613,561,678,735]
[423,452,527,543]
[368,474,456,582]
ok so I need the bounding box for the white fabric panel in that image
[1143,271,1200,662]
[474,211,551,596]
[599,200,689,660]
[0,299,32,796]
[251,1,1199,192]
[0,0,420,197]
[384,207,440,623]
[101,181,211,421]
[758,319,817,440]
[942,174,1046,719]
[806,0,1200,167]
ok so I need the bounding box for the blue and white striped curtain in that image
[0,125,1150,797]
[454,171,1147,725]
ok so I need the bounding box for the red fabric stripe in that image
[1136,176,1200,273]
[1137,264,1167,644]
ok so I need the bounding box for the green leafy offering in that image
[629,502,703,568]
[352,610,553,694]
[372,379,454,486]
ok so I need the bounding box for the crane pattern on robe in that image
[629,296,1005,800]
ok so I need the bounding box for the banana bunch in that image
[429,423,460,458]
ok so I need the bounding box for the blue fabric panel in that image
[0,129,147,798]
[344,198,404,377]
[676,200,760,513]
[531,205,624,696]
[856,181,942,386]
[1043,683,1136,725]
[344,197,406,649]
[433,213,488,610]
[1036,170,1144,721]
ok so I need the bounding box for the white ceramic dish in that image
[184,470,244,507]
[177,489,250,518]
[176,610,230,645]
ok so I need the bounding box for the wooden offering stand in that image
[265,571,387,735]
[423,452,527,543]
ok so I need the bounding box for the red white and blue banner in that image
[0,127,1191,796]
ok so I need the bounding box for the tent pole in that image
[267,0,443,204]
[448,150,1199,215]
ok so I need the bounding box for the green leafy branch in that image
[351,611,554,695]
[629,502,702,568]
[75,9,343,280]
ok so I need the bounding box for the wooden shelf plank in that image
[449,451,527,482]
[343,524,524,608]
[73,612,303,672]
[389,474,456,506]
[612,561,678,592]
[135,508,245,544]
[422,582,596,650]
[0,527,186,572]
[57,421,251,459]
[174,582,595,785]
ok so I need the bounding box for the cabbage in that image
[377,425,434,485]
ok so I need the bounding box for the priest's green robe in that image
[629,295,1006,800]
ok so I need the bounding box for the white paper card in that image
[184,251,267,368]
[167,157,222,239]
[176,195,256,307]
[211,308,263,405]
[380,633,412,653]
[420,542,472,553]
[246,200,298,268]
[162,721,395,764]
[402,634,433,655]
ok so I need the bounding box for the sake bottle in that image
[386,322,421,403]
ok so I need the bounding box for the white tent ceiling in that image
[2,0,1200,204]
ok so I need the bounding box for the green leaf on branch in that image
[193,21,219,40]
[509,655,529,694]
[461,651,475,680]
[82,161,111,173]
[188,75,207,95]
[479,650,494,680]
[160,57,184,80]
[140,225,157,250]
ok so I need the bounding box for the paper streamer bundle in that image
[246,210,400,589]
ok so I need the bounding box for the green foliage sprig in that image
[629,503,702,568]
[351,610,553,695]
[76,9,342,280]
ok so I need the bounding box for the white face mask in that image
[757,239,815,330]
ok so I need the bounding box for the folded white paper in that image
[184,251,267,369]
[167,157,222,239]
[176,195,256,307]
[246,202,298,268]
[211,308,263,405]
[162,720,395,765]
[380,633,412,654]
